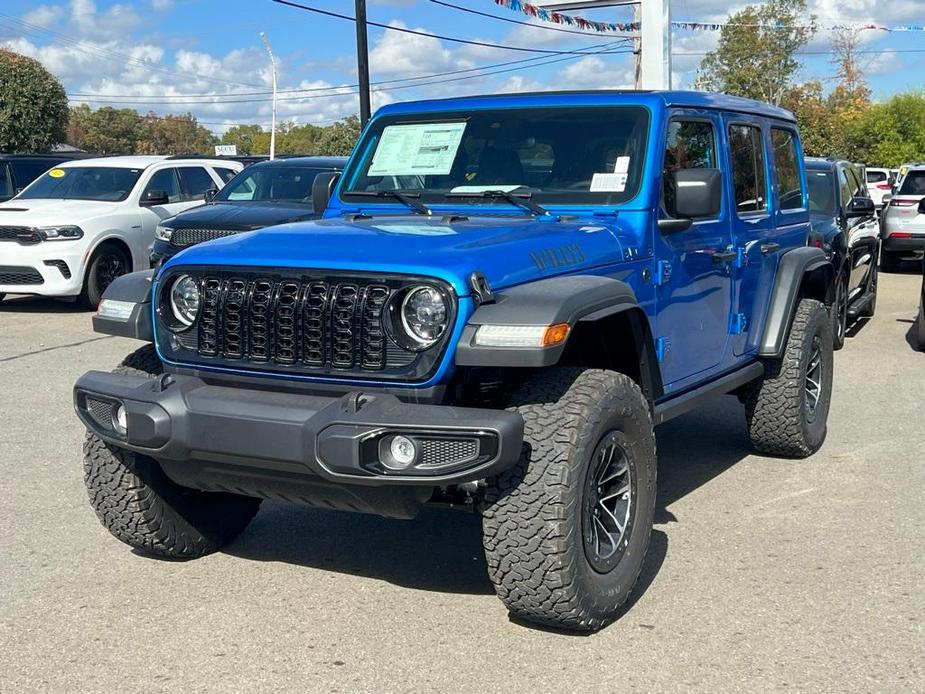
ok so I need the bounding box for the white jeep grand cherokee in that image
[0,155,241,307]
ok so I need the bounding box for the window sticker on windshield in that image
[590,173,627,193]
[614,156,631,174]
[49,168,66,178]
[449,185,521,194]
[368,122,467,177]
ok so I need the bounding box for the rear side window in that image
[898,170,925,196]
[144,168,181,203]
[867,170,887,184]
[215,167,238,184]
[728,124,767,214]
[771,128,804,211]
[663,120,717,218]
[178,167,216,201]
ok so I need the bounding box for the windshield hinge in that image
[469,271,494,305]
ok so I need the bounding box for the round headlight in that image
[169,275,200,328]
[401,286,447,347]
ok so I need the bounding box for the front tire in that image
[745,299,833,457]
[79,243,130,309]
[481,368,656,632]
[83,345,261,558]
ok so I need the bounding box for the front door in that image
[655,113,734,392]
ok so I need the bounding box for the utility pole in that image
[537,0,671,90]
[260,32,278,160]
[355,0,371,126]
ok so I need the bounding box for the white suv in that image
[0,156,241,307]
[881,164,925,271]
[865,167,895,209]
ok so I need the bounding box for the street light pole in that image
[355,0,371,126]
[260,31,278,160]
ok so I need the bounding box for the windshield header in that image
[341,106,650,209]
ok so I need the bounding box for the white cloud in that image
[22,5,64,28]
[152,0,173,10]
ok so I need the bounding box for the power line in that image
[427,0,636,38]
[272,0,634,56]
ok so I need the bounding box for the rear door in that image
[725,118,779,356]
[654,112,734,391]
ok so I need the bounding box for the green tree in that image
[697,0,816,105]
[0,49,69,152]
[314,115,361,156]
[68,105,142,154]
[847,93,925,166]
[222,124,265,155]
[137,113,216,155]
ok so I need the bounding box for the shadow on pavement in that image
[227,395,753,605]
[0,295,86,313]
[902,318,924,352]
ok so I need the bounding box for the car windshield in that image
[0,164,12,198]
[807,171,836,214]
[18,166,143,202]
[341,106,649,208]
[217,166,332,203]
[897,170,925,196]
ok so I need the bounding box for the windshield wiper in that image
[343,189,431,215]
[446,189,549,217]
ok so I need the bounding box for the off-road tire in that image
[83,345,261,558]
[744,299,833,457]
[832,271,848,351]
[481,368,657,632]
[79,243,130,310]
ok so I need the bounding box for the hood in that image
[0,198,118,225]
[166,201,318,230]
[165,213,635,292]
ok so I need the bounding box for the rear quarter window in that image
[898,170,925,196]
[771,128,805,211]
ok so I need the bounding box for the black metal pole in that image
[355,0,371,126]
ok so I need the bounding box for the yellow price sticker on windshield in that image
[49,168,66,178]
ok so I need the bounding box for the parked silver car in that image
[881,164,925,271]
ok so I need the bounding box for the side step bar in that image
[653,362,765,426]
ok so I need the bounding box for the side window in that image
[848,168,866,198]
[144,168,181,203]
[663,120,717,218]
[178,167,216,201]
[770,128,804,211]
[215,167,238,184]
[838,168,853,208]
[728,124,768,214]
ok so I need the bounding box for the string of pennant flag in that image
[491,0,925,34]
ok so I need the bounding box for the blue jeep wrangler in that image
[76,91,834,631]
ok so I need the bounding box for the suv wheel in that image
[83,345,262,558]
[744,299,833,457]
[481,368,656,632]
[832,271,848,350]
[79,243,130,309]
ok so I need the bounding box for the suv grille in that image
[0,266,44,285]
[171,228,244,248]
[159,270,452,382]
[0,226,39,244]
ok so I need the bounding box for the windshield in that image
[898,170,925,196]
[341,106,649,208]
[807,170,836,214]
[217,166,332,203]
[0,164,12,198]
[18,167,142,202]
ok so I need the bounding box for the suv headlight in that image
[155,224,174,241]
[38,225,83,241]
[398,286,448,349]
[169,275,200,329]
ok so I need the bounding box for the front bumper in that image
[74,371,524,489]
[0,241,85,295]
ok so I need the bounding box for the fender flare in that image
[759,246,833,358]
[454,274,653,368]
[91,270,155,341]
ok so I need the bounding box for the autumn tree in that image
[68,105,142,154]
[697,0,816,105]
[0,49,69,152]
[137,113,216,155]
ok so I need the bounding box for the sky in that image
[1,0,924,135]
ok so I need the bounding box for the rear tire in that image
[745,299,833,458]
[79,243,130,310]
[83,345,261,558]
[481,368,657,632]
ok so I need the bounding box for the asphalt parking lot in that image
[1,268,923,694]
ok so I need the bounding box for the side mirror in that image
[882,193,893,206]
[140,190,170,207]
[669,168,722,221]
[204,188,218,203]
[846,196,875,218]
[312,172,341,214]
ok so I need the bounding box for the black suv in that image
[0,152,93,202]
[805,157,879,349]
[150,156,347,266]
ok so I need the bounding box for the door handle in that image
[712,250,737,264]
[760,242,780,254]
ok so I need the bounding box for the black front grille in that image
[0,226,39,244]
[171,228,243,248]
[0,266,44,285]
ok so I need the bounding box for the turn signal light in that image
[542,323,570,347]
